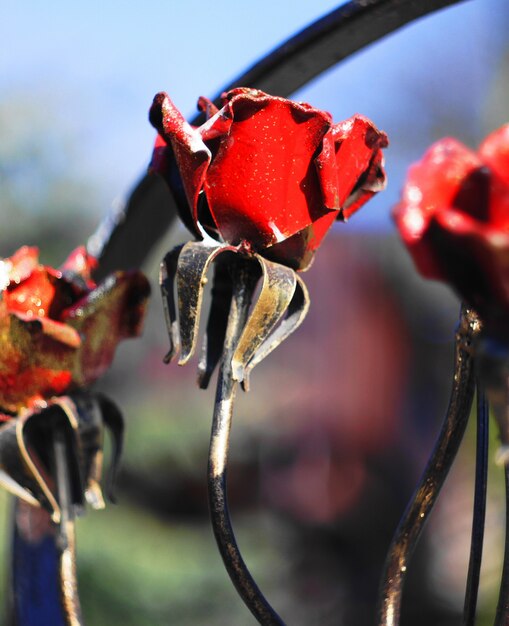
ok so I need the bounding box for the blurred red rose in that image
[394,124,509,337]
[0,246,150,413]
[149,88,388,270]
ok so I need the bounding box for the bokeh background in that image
[1,0,509,623]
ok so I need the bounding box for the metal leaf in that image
[97,393,124,504]
[0,393,124,520]
[70,393,105,509]
[197,256,234,389]
[232,254,297,384]
[160,244,184,363]
[0,403,82,523]
[176,241,235,365]
[0,419,45,510]
[241,272,310,391]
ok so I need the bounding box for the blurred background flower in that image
[1,1,509,624]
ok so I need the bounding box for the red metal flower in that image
[150,88,388,270]
[0,246,150,413]
[394,124,509,336]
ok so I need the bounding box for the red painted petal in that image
[149,92,211,233]
[480,124,509,186]
[486,176,509,231]
[222,88,333,125]
[11,313,81,348]
[204,95,331,248]
[5,268,62,319]
[265,211,338,270]
[60,246,98,287]
[478,125,509,230]
[198,107,234,143]
[150,133,169,173]
[3,246,39,287]
[430,209,509,317]
[0,247,150,411]
[0,310,76,412]
[197,96,219,120]
[63,271,150,385]
[314,130,341,210]
[341,148,387,221]
[394,138,481,243]
[331,116,388,212]
[316,117,388,221]
[0,366,73,413]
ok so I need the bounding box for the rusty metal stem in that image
[54,431,84,626]
[377,305,479,626]
[495,463,509,626]
[463,384,488,625]
[493,374,509,626]
[208,260,285,626]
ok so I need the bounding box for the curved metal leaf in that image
[241,272,310,391]
[232,255,296,384]
[176,241,235,365]
[197,257,234,389]
[0,392,124,520]
[0,419,44,509]
[0,403,82,523]
[160,244,184,363]
[96,393,124,504]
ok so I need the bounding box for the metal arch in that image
[194,0,468,118]
[91,0,468,279]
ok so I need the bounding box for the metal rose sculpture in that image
[379,124,509,626]
[0,245,149,411]
[394,124,509,338]
[0,245,150,625]
[150,87,388,624]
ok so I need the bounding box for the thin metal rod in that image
[463,384,489,625]
[377,305,480,626]
[492,371,509,626]
[495,463,509,625]
[53,431,84,626]
[207,260,285,626]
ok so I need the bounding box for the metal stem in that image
[207,259,285,625]
[377,305,480,626]
[491,372,509,626]
[463,384,489,625]
[495,462,509,626]
[53,430,84,626]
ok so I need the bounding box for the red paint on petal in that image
[480,124,509,186]
[0,246,150,412]
[150,88,388,269]
[204,97,332,248]
[394,124,509,338]
[333,116,388,214]
[150,92,211,232]
[61,246,98,287]
[5,246,39,285]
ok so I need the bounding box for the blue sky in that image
[1,0,508,230]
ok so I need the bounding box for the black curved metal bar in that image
[493,379,509,626]
[377,306,480,626]
[463,384,489,625]
[196,0,468,118]
[495,463,509,626]
[90,0,468,279]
